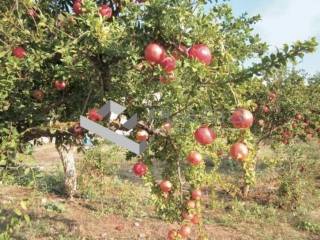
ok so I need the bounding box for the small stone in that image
[138,233,146,239]
[115,225,124,231]
[134,222,140,227]
[41,198,47,205]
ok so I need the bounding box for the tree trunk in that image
[56,145,77,199]
[242,184,250,199]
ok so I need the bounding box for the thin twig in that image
[228,83,239,106]
[168,136,184,204]
[81,86,93,115]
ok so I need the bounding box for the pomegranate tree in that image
[0,0,319,239]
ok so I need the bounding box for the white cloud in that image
[255,0,320,47]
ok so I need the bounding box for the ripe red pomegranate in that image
[268,92,277,101]
[282,139,289,145]
[144,43,165,64]
[99,4,112,18]
[136,129,149,142]
[305,128,312,134]
[160,72,175,84]
[191,189,202,200]
[179,225,191,238]
[32,90,44,101]
[160,56,176,72]
[161,122,172,132]
[133,162,148,177]
[54,80,66,90]
[295,113,303,121]
[191,215,200,225]
[188,44,212,65]
[12,47,26,59]
[72,122,84,137]
[194,125,216,145]
[282,130,292,138]
[182,212,194,221]
[263,105,270,113]
[307,133,314,140]
[230,108,254,129]
[160,180,172,193]
[27,8,37,17]
[87,109,103,122]
[187,151,202,166]
[186,200,196,209]
[167,229,178,240]
[73,0,82,15]
[230,142,249,161]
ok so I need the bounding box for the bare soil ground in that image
[1,185,250,240]
[1,143,319,240]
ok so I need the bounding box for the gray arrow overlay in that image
[80,101,148,155]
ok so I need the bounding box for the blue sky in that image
[219,0,320,75]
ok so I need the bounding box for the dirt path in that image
[0,185,247,240]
